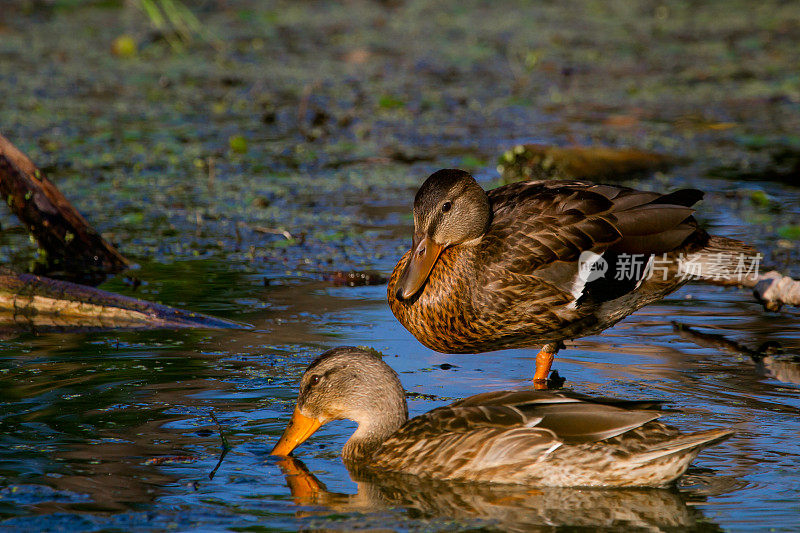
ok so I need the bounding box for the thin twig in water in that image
[251,226,293,240]
[208,410,231,481]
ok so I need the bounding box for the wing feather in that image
[476,180,704,313]
[372,390,667,479]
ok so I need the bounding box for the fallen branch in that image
[496,144,677,183]
[695,260,800,311]
[250,225,293,240]
[0,132,129,275]
[0,266,247,331]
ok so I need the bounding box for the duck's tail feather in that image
[632,428,733,465]
[682,235,762,286]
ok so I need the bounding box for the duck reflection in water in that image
[272,455,722,532]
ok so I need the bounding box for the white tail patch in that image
[567,251,608,309]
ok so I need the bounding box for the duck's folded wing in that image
[484,180,703,273]
[483,182,622,273]
[372,405,561,479]
[480,181,704,309]
[449,390,662,443]
[372,399,661,478]
[450,389,665,411]
[449,389,580,407]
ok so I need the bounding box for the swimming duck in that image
[387,169,757,385]
[271,347,732,487]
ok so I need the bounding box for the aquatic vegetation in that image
[227,134,248,155]
[137,0,220,51]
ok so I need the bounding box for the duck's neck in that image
[341,398,408,463]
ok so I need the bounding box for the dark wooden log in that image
[0,132,130,274]
[0,266,248,332]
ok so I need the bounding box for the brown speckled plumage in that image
[272,348,732,488]
[388,170,756,353]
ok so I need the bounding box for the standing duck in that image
[270,347,732,487]
[387,169,758,386]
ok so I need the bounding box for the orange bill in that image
[396,235,444,300]
[270,408,323,456]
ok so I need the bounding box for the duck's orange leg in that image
[533,342,562,389]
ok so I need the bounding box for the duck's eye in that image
[309,375,320,387]
[441,201,452,213]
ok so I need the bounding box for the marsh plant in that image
[135,0,219,50]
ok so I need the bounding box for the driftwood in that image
[750,271,800,311]
[705,267,800,311]
[0,134,247,333]
[497,144,676,183]
[0,132,129,274]
[0,266,247,332]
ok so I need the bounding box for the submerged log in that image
[0,266,247,332]
[496,144,676,183]
[0,132,129,275]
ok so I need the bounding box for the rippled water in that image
[2,178,800,531]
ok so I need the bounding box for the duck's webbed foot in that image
[533,341,565,390]
[546,369,565,389]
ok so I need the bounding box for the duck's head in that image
[395,169,490,300]
[271,347,408,457]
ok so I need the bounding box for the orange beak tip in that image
[269,447,293,458]
[270,408,323,457]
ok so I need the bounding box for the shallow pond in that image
[2,1,800,531]
[1,178,800,531]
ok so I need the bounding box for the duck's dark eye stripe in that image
[442,201,452,213]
